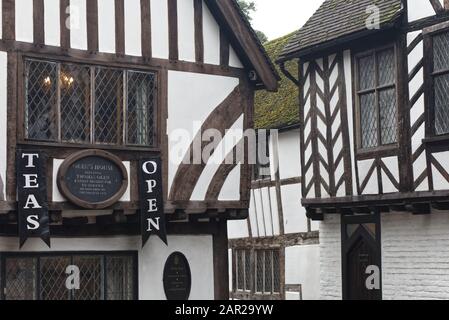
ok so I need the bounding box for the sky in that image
[250,0,324,41]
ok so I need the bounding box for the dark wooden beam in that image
[86,0,99,52]
[168,0,178,61]
[33,0,45,45]
[219,28,229,67]
[140,0,152,59]
[194,0,204,63]
[115,0,125,55]
[2,0,15,40]
[60,0,70,49]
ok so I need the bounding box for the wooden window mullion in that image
[90,66,95,144]
[56,63,62,142]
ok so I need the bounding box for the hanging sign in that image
[139,157,167,247]
[16,150,50,248]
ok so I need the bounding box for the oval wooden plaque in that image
[163,252,192,301]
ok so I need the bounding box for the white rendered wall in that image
[407,0,440,22]
[282,184,309,234]
[382,212,449,300]
[15,0,34,43]
[0,235,215,300]
[319,214,342,300]
[98,0,116,53]
[177,0,196,62]
[167,70,239,197]
[151,0,169,59]
[70,0,87,50]
[124,0,142,56]
[203,2,220,65]
[0,52,6,199]
[278,130,301,180]
[44,0,61,46]
[285,244,320,300]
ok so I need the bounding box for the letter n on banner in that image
[139,158,167,247]
[16,150,50,248]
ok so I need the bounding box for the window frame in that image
[423,22,449,143]
[0,251,138,301]
[231,247,283,300]
[353,43,400,155]
[18,53,161,152]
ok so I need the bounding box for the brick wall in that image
[319,215,342,300]
[381,212,449,300]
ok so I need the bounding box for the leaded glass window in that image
[24,59,157,147]
[356,47,398,149]
[432,32,449,135]
[0,253,136,300]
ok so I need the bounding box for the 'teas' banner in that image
[16,151,50,248]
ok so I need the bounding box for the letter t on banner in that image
[16,150,50,248]
[139,158,168,247]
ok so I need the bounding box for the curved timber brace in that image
[279,61,299,86]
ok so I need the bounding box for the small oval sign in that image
[163,252,192,301]
[57,150,128,209]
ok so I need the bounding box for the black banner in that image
[139,157,167,247]
[16,150,50,248]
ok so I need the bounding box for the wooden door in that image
[342,214,382,300]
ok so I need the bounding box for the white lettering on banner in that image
[26,215,40,230]
[147,217,161,232]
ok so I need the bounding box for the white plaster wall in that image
[203,1,220,65]
[52,159,131,202]
[151,0,169,59]
[0,235,215,300]
[382,212,449,300]
[70,0,87,50]
[278,130,301,180]
[15,0,34,43]
[358,159,379,195]
[124,0,142,56]
[177,0,195,62]
[248,189,260,237]
[218,165,241,201]
[0,52,6,199]
[285,244,320,300]
[98,0,116,53]
[167,71,239,195]
[229,46,244,69]
[320,214,342,300]
[407,0,440,22]
[227,219,249,240]
[44,0,60,46]
[282,184,309,234]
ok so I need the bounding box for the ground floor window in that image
[232,248,282,299]
[0,252,137,300]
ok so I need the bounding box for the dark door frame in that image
[341,211,382,300]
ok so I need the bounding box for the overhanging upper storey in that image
[278,0,449,220]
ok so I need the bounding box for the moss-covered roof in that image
[254,32,299,130]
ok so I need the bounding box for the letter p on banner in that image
[139,158,167,247]
[16,150,50,248]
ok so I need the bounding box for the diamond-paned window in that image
[127,71,157,146]
[60,63,91,143]
[356,47,397,149]
[0,253,136,300]
[24,59,157,147]
[25,60,58,141]
[432,32,449,136]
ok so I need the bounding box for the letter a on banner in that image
[16,150,50,248]
[139,158,168,247]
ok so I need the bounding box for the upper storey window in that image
[355,47,398,150]
[24,59,157,148]
[431,31,449,136]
